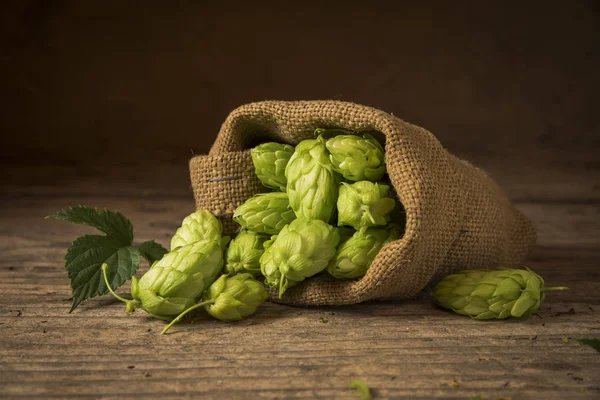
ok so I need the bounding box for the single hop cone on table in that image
[325,133,386,182]
[337,181,396,230]
[285,135,339,222]
[130,240,225,320]
[251,142,295,191]
[233,192,296,235]
[433,268,569,320]
[170,209,224,250]
[260,218,340,298]
[224,230,267,276]
[327,226,401,279]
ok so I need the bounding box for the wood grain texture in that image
[1,163,599,399]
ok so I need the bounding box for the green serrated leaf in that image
[575,338,600,352]
[137,240,168,264]
[46,206,133,245]
[46,206,141,312]
[65,234,140,312]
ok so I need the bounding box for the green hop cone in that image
[263,234,277,250]
[161,273,269,334]
[433,268,569,320]
[327,227,400,279]
[224,230,267,276]
[129,240,224,320]
[203,273,269,321]
[233,192,296,235]
[170,209,223,250]
[260,218,340,298]
[285,136,339,222]
[325,134,386,182]
[251,142,295,191]
[337,181,396,230]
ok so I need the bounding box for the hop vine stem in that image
[161,299,215,335]
[101,263,140,312]
[543,286,569,292]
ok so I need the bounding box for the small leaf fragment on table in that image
[349,380,372,400]
[562,337,570,343]
[320,317,328,323]
[452,379,460,387]
[575,338,600,352]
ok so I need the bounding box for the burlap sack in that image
[189,101,536,306]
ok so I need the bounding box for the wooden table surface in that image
[1,159,599,400]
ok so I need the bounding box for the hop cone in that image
[260,218,340,298]
[327,227,400,279]
[337,181,396,230]
[433,268,568,320]
[285,136,339,222]
[225,230,267,276]
[262,234,277,250]
[203,273,269,321]
[251,142,295,191]
[170,209,223,250]
[131,240,224,320]
[325,134,386,182]
[233,192,296,235]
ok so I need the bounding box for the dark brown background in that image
[1,0,598,167]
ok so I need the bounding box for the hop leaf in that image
[285,136,339,222]
[260,218,340,298]
[225,230,268,276]
[337,181,396,230]
[131,240,224,320]
[46,206,139,312]
[170,210,223,250]
[233,192,296,235]
[326,134,385,182]
[251,142,295,191]
[203,273,269,321]
[433,268,568,320]
[328,227,400,279]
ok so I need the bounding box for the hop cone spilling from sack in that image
[260,218,340,298]
[170,209,224,250]
[285,135,339,222]
[328,226,400,279]
[251,142,295,191]
[433,268,568,319]
[337,181,396,230]
[233,192,296,235]
[325,133,386,182]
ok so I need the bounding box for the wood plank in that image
[1,166,599,399]
[1,297,599,397]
